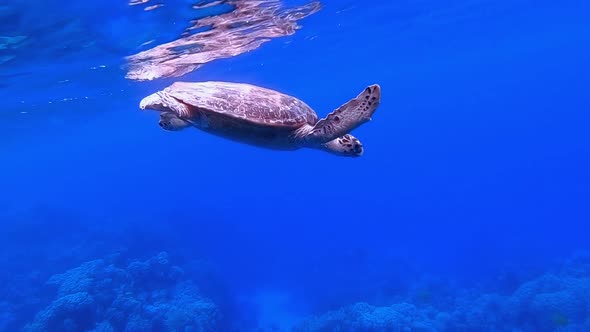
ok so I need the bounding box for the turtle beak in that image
[139,92,192,118]
[139,92,166,111]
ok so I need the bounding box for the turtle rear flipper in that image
[306,84,381,143]
[321,134,364,157]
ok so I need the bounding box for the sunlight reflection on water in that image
[124,0,321,81]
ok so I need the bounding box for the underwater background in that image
[1,0,590,331]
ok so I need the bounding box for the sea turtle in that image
[139,81,381,157]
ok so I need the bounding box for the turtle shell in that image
[162,81,318,128]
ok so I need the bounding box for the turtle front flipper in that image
[306,84,381,143]
[159,113,192,131]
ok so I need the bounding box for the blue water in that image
[1,0,590,331]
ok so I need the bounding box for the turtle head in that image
[139,91,192,118]
[158,112,192,131]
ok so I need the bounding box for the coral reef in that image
[294,252,590,332]
[24,252,220,332]
[2,209,589,332]
[293,302,439,332]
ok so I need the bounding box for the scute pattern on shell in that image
[164,81,318,128]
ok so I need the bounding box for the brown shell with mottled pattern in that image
[162,81,319,128]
